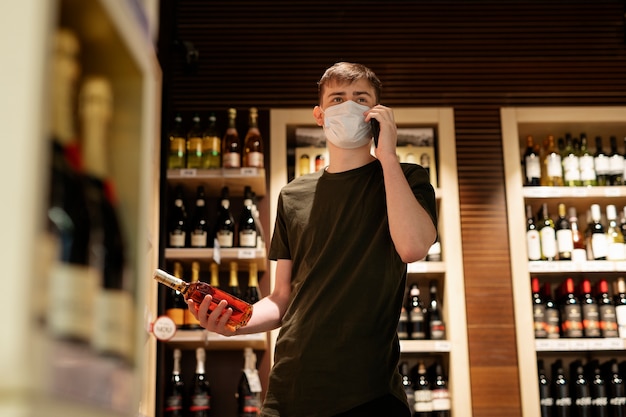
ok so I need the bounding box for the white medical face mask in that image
[322,100,373,149]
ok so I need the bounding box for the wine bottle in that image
[590,204,609,260]
[190,186,210,248]
[250,192,265,249]
[184,262,202,330]
[202,112,221,169]
[561,277,584,338]
[553,360,572,417]
[164,348,186,417]
[228,261,242,300]
[579,133,597,186]
[538,360,553,417]
[237,347,262,417]
[608,360,626,417]
[620,207,626,260]
[246,262,261,305]
[427,280,445,340]
[580,278,601,338]
[569,207,587,263]
[543,283,561,338]
[532,277,547,338]
[168,114,186,169]
[243,107,264,168]
[222,107,241,168]
[431,362,451,417]
[398,362,415,412]
[413,362,433,417]
[526,204,542,261]
[589,360,609,417]
[539,203,557,261]
[543,135,564,186]
[555,203,573,261]
[189,347,211,417]
[609,135,624,185]
[209,262,220,288]
[571,361,592,417]
[562,134,582,186]
[607,204,625,261]
[154,268,253,332]
[523,135,541,186]
[614,277,626,338]
[596,279,619,338]
[165,262,187,329]
[186,113,204,169]
[397,287,409,340]
[409,283,427,340]
[238,186,258,248]
[299,154,310,176]
[595,136,611,186]
[214,186,235,248]
[315,154,326,172]
[169,186,187,248]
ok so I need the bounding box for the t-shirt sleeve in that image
[268,192,291,261]
[403,163,438,231]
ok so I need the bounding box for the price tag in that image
[240,167,258,176]
[152,315,177,341]
[238,248,256,259]
[604,187,622,197]
[244,369,263,393]
[434,341,451,351]
[178,168,197,177]
[407,262,428,273]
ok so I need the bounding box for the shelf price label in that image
[179,168,198,177]
[240,167,259,176]
[238,248,256,259]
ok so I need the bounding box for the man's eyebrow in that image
[353,91,373,97]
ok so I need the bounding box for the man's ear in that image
[313,106,324,127]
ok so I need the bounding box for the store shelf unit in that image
[501,106,626,417]
[269,107,472,416]
[0,1,161,417]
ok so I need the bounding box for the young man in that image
[187,62,438,417]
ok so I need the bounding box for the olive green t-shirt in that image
[263,160,437,417]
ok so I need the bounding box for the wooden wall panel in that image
[158,1,626,416]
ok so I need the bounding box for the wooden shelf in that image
[535,338,625,352]
[167,168,266,197]
[400,339,452,353]
[167,330,267,350]
[164,247,268,271]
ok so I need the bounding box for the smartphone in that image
[371,119,380,147]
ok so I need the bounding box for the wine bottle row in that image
[531,276,626,339]
[399,359,451,417]
[167,108,264,170]
[161,261,259,331]
[538,357,626,417]
[523,132,626,187]
[398,281,446,341]
[169,184,264,250]
[165,347,262,417]
[526,202,626,262]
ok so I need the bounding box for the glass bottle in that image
[186,113,204,169]
[165,262,186,329]
[579,278,601,338]
[609,135,624,185]
[246,262,261,305]
[590,204,608,260]
[409,283,427,340]
[596,279,619,338]
[543,282,560,338]
[222,108,241,168]
[243,107,264,168]
[532,277,547,338]
[189,347,211,417]
[202,112,221,169]
[553,360,572,417]
[595,136,611,186]
[228,261,242,300]
[569,207,587,262]
[168,186,187,248]
[168,114,186,169]
[431,362,451,417]
[537,359,553,417]
[398,362,415,413]
[190,185,210,248]
[571,361,592,417]
[588,361,609,417]
[543,135,564,186]
[214,186,235,248]
[614,277,626,338]
[238,186,258,248]
[299,154,310,176]
[523,135,541,186]
[608,360,626,417]
[397,287,409,340]
[555,203,573,261]
[526,204,542,261]
[209,262,220,288]
[539,203,557,261]
[606,204,625,261]
[579,133,597,186]
[184,262,202,330]
[560,277,583,338]
[427,280,445,340]
[562,134,581,186]
[237,347,262,417]
[413,362,433,417]
[164,348,185,417]
[154,268,253,332]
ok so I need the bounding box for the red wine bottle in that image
[237,347,262,417]
[596,279,619,338]
[190,185,210,248]
[580,278,601,338]
[538,359,553,417]
[532,277,547,338]
[560,278,583,338]
[169,185,187,248]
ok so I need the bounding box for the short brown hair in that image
[317,62,382,104]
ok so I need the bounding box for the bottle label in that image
[580,155,596,180]
[561,304,584,337]
[525,155,541,180]
[615,305,626,338]
[582,303,601,338]
[596,155,611,174]
[533,304,547,338]
[546,154,562,177]
[165,394,183,412]
[239,230,257,248]
[190,394,211,412]
[414,389,433,412]
[592,233,609,259]
[608,242,625,261]
[610,396,626,407]
[410,309,426,339]
[169,231,186,248]
[190,231,208,247]
[563,156,581,181]
[527,230,541,261]
[599,304,619,337]
[398,309,409,339]
[544,308,560,338]
[223,152,241,168]
[92,289,134,359]
[556,229,574,253]
[217,230,234,247]
[431,388,451,411]
[540,227,557,259]
[430,319,445,340]
[610,155,625,174]
[246,151,264,168]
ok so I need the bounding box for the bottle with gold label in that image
[184,262,202,330]
[243,107,264,168]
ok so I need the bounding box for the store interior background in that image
[156,1,626,416]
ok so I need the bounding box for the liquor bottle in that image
[315,154,326,171]
[614,277,626,338]
[523,135,541,186]
[184,262,202,330]
[571,361,592,417]
[543,283,561,338]
[555,203,573,261]
[590,204,609,260]
[543,135,564,186]
[553,360,572,417]
[413,362,433,417]
[595,136,611,186]
[608,360,626,417]
[222,107,241,168]
[609,136,624,185]
[214,186,235,248]
[561,277,584,338]
[237,347,262,417]
[607,204,625,261]
[168,186,187,248]
[431,362,451,417]
[588,360,609,417]
[238,186,258,248]
[209,262,220,288]
[202,112,221,169]
[620,207,626,259]
[243,107,264,168]
[168,114,186,169]
[409,283,427,340]
[539,203,557,261]
[532,277,547,338]
[246,262,261,305]
[538,360,553,417]
[250,192,265,249]
[562,134,582,186]
[165,348,186,417]
[186,113,204,169]
[579,133,598,186]
[596,279,619,338]
[190,347,211,417]
[427,280,445,340]
[526,204,542,261]
[399,362,415,412]
[580,278,601,338]
[154,268,253,332]
[165,262,187,329]
[569,207,588,262]
[397,287,409,340]
[299,154,310,176]
[228,261,242,299]
[190,186,210,248]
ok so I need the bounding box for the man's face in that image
[320,78,376,111]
